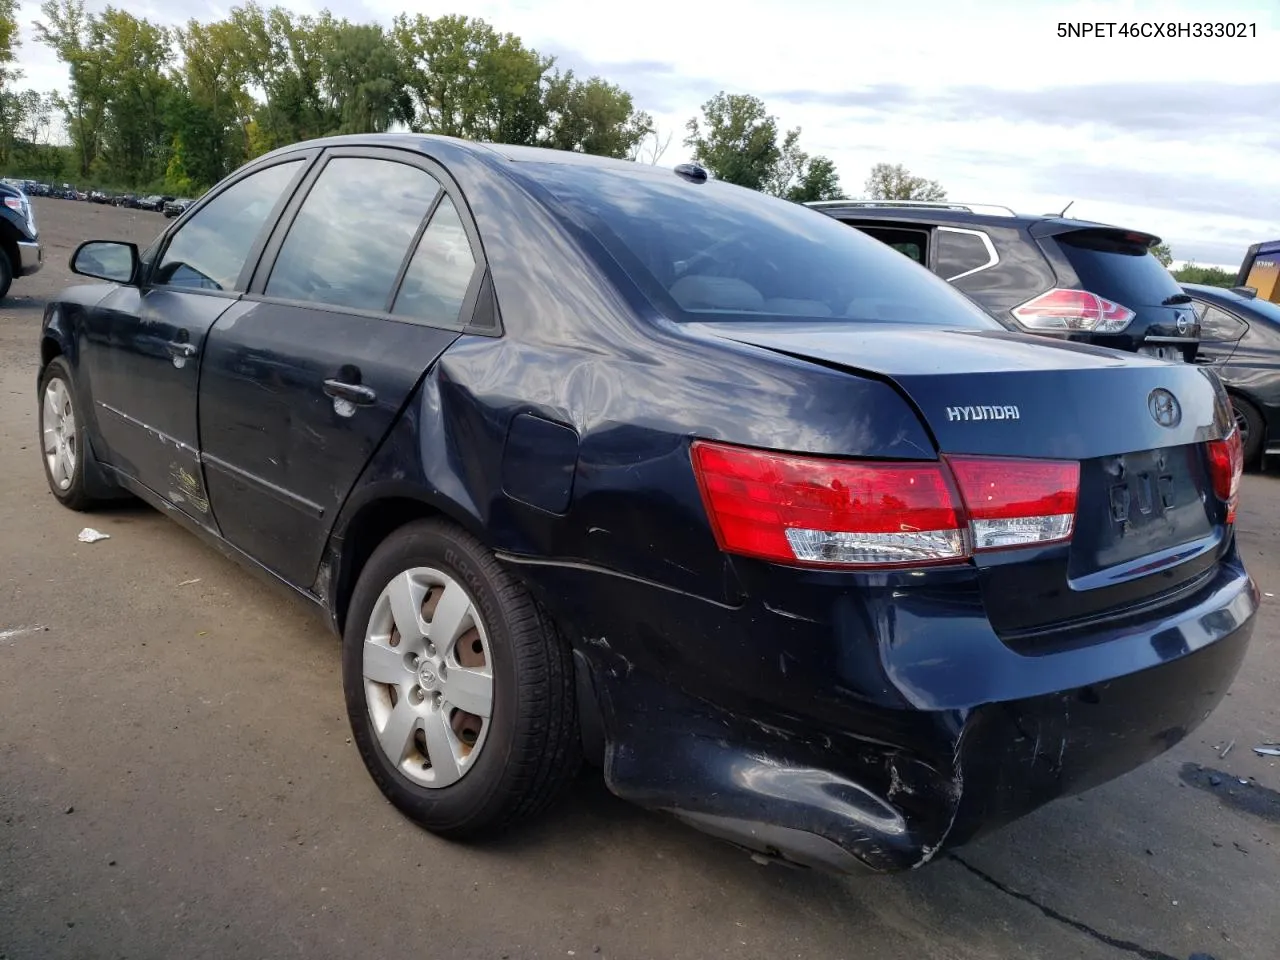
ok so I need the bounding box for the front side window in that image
[533,165,997,328]
[266,157,441,313]
[392,196,478,327]
[155,160,304,292]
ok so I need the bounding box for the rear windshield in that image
[1055,230,1184,307]
[525,165,999,328]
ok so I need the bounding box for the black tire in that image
[0,248,12,300]
[37,357,97,511]
[342,518,581,838]
[1230,394,1264,466]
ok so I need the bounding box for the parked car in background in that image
[113,194,140,208]
[162,197,194,218]
[38,137,1253,875]
[808,200,1200,361]
[1185,282,1280,464]
[0,179,42,297]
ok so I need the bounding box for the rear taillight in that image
[1207,429,1243,524]
[690,441,1079,569]
[1011,287,1136,334]
[3,196,21,212]
[946,457,1079,550]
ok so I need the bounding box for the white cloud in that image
[14,0,1280,265]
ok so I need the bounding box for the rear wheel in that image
[342,519,581,837]
[1230,394,1264,466]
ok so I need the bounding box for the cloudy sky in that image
[15,0,1280,267]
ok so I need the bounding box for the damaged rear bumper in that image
[584,559,1257,874]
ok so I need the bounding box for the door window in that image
[391,196,478,327]
[266,157,442,313]
[155,160,304,292]
[856,226,929,266]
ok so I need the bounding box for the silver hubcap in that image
[363,567,494,788]
[41,378,77,491]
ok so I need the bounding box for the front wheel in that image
[342,519,581,838]
[38,357,96,511]
[0,248,12,300]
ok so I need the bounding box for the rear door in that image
[198,147,485,587]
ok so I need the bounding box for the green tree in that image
[1151,242,1173,267]
[1172,262,1235,288]
[34,0,106,176]
[541,71,652,158]
[394,14,549,143]
[315,19,405,135]
[684,92,780,191]
[787,155,842,202]
[684,92,841,199]
[864,162,947,201]
[174,17,254,176]
[91,8,174,185]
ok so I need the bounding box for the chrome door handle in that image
[167,341,197,358]
[323,379,377,406]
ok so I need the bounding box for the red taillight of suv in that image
[1011,288,1136,334]
[1207,429,1243,524]
[690,440,1080,568]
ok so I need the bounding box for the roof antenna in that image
[1059,200,1074,218]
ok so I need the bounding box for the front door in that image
[82,155,312,528]
[199,149,483,588]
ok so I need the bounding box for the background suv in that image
[809,200,1199,361]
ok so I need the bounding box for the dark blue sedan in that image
[1184,282,1280,465]
[37,136,1256,874]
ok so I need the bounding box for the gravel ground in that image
[1,197,1277,960]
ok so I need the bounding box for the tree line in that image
[0,0,953,204]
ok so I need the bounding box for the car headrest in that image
[669,276,766,312]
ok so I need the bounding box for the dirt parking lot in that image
[1,198,1278,960]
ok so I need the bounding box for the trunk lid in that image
[690,322,1236,638]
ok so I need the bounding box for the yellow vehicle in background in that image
[1237,240,1280,302]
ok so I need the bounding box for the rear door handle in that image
[166,341,197,358]
[323,379,377,406]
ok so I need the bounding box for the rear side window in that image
[1055,230,1183,308]
[936,228,995,280]
[528,166,997,328]
[1198,304,1249,341]
[392,196,478,327]
[266,157,441,312]
[156,159,304,291]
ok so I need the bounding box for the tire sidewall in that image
[342,522,519,825]
[38,358,88,505]
[1231,395,1264,464]
[0,249,12,300]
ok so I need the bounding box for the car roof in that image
[260,132,659,177]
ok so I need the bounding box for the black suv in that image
[0,179,42,298]
[809,200,1199,361]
